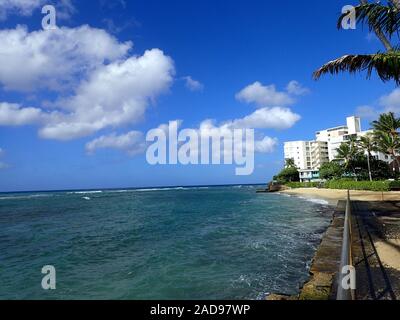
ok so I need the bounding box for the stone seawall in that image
[267,201,345,300]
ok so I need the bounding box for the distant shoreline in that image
[280,188,400,206]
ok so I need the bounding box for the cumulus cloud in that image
[236,80,309,108]
[38,49,174,140]
[0,0,43,19]
[0,102,44,126]
[236,82,294,107]
[227,107,301,130]
[0,25,175,141]
[286,80,310,96]
[355,105,378,119]
[85,131,146,155]
[255,136,279,153]
[183,76,204,92]
[379,88,400,113]
[355,88,400,119]
[0,25,131,92]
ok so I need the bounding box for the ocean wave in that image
[68,191,103,195]
[134,187,185,192]
[296,196,329,205]
[0,194,51,200]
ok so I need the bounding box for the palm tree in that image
[285,158,297,168]
[371,112,400,137]
[374,131,400,171]
[336,142,356,171]
[313,0,400,84]
[358,133,377,181]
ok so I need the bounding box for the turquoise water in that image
[0,185,332,300]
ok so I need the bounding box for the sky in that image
[0,0,400,192]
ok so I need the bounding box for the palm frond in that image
[313,52,400,85]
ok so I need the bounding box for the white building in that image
[284,140,329,171]
[316,116,361,161]
[284,116,389,182]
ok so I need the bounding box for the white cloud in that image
[227,107,301,130]
[286,80,310,96]
[236,82,294,107]
[355,105,378,119]
[38,49,174,140]
[379,88,400,113]
[0,25,131,92]
[85,131,146,155]
[354,88,400,119]
[0,102,43,125]
[236,80,309,108]
[255,136,278,153]
[183,76,204,92]
[0,0,43,19]
[0,0,75,20]
[0,25,175,141]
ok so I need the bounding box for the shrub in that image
[276,167,300,183]
[324,180,392,191]
[319,162,344,180]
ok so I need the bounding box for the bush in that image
[319,162,344,180]
[324,180,395,192]
[276,167,300,183]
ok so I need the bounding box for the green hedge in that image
[286,180,400,191]
[325,180,400,192]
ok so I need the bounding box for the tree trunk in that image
[367,152,373,181]
[360,0,394,51]
[394,154,400,173]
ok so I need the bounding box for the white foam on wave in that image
[69,191,103,195]
[82,197,91,201]
[277,192,292,197]
[297,196,329,205]
[0,194,51,200]
[135,187,185,192]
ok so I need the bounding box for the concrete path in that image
[352,201,400,300]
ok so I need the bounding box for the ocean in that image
[0,185,332,300]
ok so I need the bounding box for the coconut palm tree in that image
[336,142,357,171]
[374,131,400,171]
[358,133,377,181]
[285,158,297,168]
[313,0,400,84]
[371,112,400,137]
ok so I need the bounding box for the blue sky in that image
[0,0,399,192]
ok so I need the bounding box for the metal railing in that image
[337,190,356,300]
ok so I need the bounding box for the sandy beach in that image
[281,188,400,206]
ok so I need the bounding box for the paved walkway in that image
[352,201,400,300]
